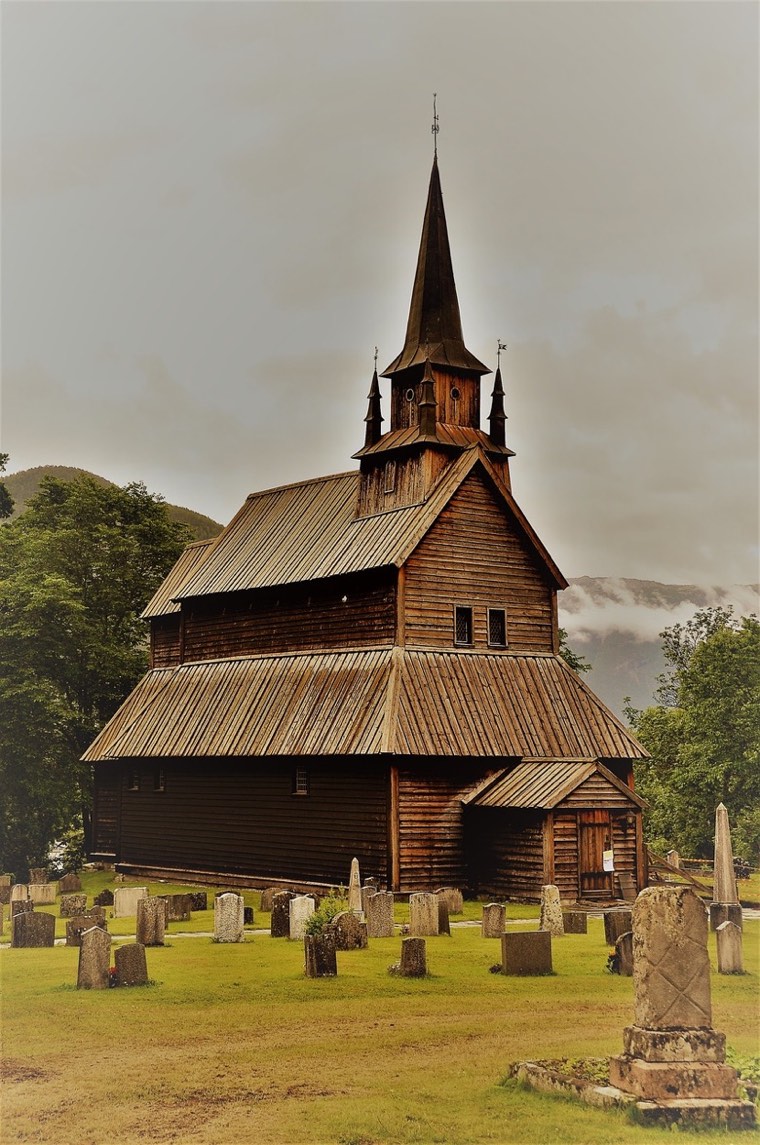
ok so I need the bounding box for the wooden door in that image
[578,810,613,897]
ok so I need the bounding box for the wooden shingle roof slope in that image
[462,759,648,810]
[141,539,216,618]
[83,648,646,763]
[169,447,566,603]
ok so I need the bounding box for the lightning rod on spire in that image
[432,93,439,157]
[497,340,507,368]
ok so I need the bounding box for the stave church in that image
[85,147,648,901]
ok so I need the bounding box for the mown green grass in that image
[1,874,757,1145]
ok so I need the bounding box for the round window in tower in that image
[450,386,461,401]
[405,388,416,402]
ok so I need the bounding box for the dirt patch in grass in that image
[1,1059,50,1083]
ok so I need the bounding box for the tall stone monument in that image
[709,803,742,931]
[348,857,362,914]
[608,886,754,1128]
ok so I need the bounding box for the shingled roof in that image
[83,647,646,763]
[148,448,565,610]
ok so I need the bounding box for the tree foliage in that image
[629,607,760,859]
[558,627,592,674]
[0,452,14,519]
[0,475,190,875]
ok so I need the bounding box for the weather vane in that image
[432,93,439,156]
[374,346,378,369]
[497,340,507,367]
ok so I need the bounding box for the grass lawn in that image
[1,874,757,1145]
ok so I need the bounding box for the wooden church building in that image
[85,154,648,901]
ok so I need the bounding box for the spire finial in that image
[432,93,439,157]
[497,340,507,368]
[374,345,378,369]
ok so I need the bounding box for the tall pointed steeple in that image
[488,364,507,447]
[382,157,489,378]
[363,365,383,448]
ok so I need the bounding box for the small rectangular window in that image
[153,768,166,793]
[488,608,507,647]
[454,606,473,646]
[384,460,397,494]
[128,769,140,792]
[292,767,310,796]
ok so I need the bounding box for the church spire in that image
[382,156,489,378]
[488,342,508,447]
[363,356,383,448]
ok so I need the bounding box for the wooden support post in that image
[543,812,555,885]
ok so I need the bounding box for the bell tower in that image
[354,154,514,517]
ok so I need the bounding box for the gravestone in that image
[10,883,28,904]
[214,893,244,942]
[389,937,427,977]
[365,891,394,938]
[437,899,451,936]
[270,890,297,937]
[28,883,56,906]
[665,849,680,869]
[501,931,553,976]
[348,858,362,914]
[11,899,33,918]
[112,886,148,918]
[710,803,742,932]
[304,933,337,977]
[58,873,82,894]
[189,891,208,912]
[159,893,192,922]
[94,888,114,907]
[615,931,634,976]
[409,892,439,937]
[481,903,506,939]
[60,893,88,917]
[136,897,166,946]
[608,886,754,1127]
[329,910,368,950]
[0,874,11,886]
[604,909,633,946]
[259,887,279,913]
[243,906,254,925]
[716,921,743,975]
[115,943,149,986]
[66,912,108,947]
[361,886,376,914]
[0,885,10,906]
[617,872,637,902]
[562,910,588,934]
[539,885,564,936]
[435,887,464,915]
[289,895,315,940]
[77,926,111,989]
[11,911,55,948]
[28,867,47,884]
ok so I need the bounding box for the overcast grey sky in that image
[2,1,757,585]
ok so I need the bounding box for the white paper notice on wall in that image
[603,849,615,872]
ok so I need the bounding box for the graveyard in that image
[1,870,758,1144]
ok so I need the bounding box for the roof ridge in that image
[243,470,358,502]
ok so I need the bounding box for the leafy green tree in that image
[0,452,14,519]
[559,627,592,674]
[0,475,190,874]
[629,608,760,858]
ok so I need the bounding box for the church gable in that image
[403,465,557,652]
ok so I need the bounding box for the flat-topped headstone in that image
[189,891,208,912]
[94,888,114,907]
[633,886,711,1029]
[348,858,362,914]
[435,887,463,915]
[11,899,33,918]
[709,902,742,931]
[77,926,111,989]
[0,886,10,906]
[389,937,427,977]
[304,933,337,977]
[329,910,368,950]
[361,886,376,914]
[482,903,506,939]
[289,895,315,940]
[136,897,166,946]
[501,931,553,976]
[115,943,149,986]
[214,893,244,942]
[66,912,108,947]
[11,911,55,948]
[243,906,254,925]
[562,910,588,934]
[716,920,743,974]
[28,883,56,906]
[539,885,564,936]
[28,867,47,884]
[409,892,439,937]
[159,893,192,922]
[604,909,633,946]
[11,884,28,903]
[437,899,451,936]
[58,873,82,894]
[60,893,88,917]
[665,850,680,869]
[259,887,279,913]
[112,886,148,918]
[0,874,11,887]
[365,891,394,938]
[615,931,634,976]
[270,890,297,937]
[617,872,637,902]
